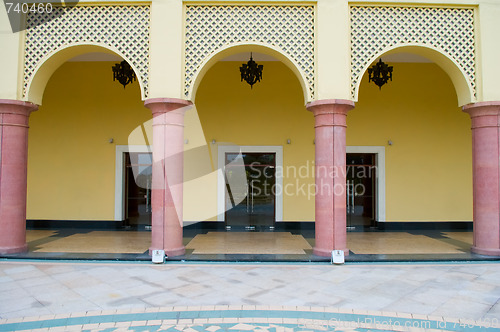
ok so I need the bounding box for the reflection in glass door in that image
[346,153,376,230]
[225,153,276,230]
[124,152,152,229]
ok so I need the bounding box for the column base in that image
[471,246,500,256]
[0,243,28,254]
[149,246,186,257]
[313,247,349,257]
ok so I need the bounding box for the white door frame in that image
[114,145,152,221]
[346,146,386,222]
[217,145,284,222]
[114,145,385,222]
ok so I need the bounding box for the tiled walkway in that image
[1,260,500,331]
[18,229,485,263]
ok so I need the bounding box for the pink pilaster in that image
[307,99,355,257]
[463,101,500,256]
[144,98,192,257]
[0,99,38,254]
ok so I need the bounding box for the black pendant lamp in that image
[112,60,136,88]
[368,58,393,89]
[240,53,263,88]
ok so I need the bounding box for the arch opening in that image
[179,43,315,256]
[348,45,473,254]
[355,45,475,107]
[26,44,151,254]
[189,43,311,104]
[25,43,145,105]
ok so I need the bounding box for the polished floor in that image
[185,232,312,255]
[1,260,500,331]
[16,227,486,263]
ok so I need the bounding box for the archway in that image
[181,45,317,258]
[347,47,473,256]
[25,46,152,255]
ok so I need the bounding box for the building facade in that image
[1,0,499,257]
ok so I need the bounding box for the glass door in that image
[125,152,152,229]
[346,153,376,229]
[225,152,276,230]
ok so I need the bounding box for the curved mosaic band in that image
[0,306,493,331]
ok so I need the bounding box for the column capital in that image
[306,99,355,116]
[307,99,355,128]
[0,99,38,117]
[463,101,500,129]
[144,98,193,116]
[463,101,500,117]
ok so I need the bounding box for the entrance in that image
[346,153,376,229]
[225,152,276,230]
[124,152,152,229]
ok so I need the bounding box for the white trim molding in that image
[346,146,386,222]
[114,145,152,221]
[217,145,284,222]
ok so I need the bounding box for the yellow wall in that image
[351,62,473,221]
[27,61,150,220]
[26,59,472,223]
[194,60,473,222]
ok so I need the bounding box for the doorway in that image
[346,153,376,229]
[225,152,276,230]
[124,152,152,229]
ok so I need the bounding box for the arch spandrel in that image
[350,5,477,107]
[23,4,150,104]
[184,4,315,103]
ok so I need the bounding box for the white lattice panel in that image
[185,5,315,100]
[24,5,150,99]
[350,6,476,100]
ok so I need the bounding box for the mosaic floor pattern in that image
[2,261,500,331]
[0,306,494,332]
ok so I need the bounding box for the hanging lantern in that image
[240,53,263,88]
[112,60,136,88]
[368,58,393,89]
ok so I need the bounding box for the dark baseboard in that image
[27,219,125,230]
[26,219,473,232]
[183,221,315,235]
[376,221,473,231]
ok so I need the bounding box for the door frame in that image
[114,145,152,221]
[346,146,386,222]
[217,145,284,222]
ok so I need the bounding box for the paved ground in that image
[1,260,500,331]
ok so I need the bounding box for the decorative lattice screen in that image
[350,6,476,100]
[23,5,150,99]
[184,5,315,100]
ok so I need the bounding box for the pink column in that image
[463,101,500,256]
[144,98,192,257]
[307,99,355,257]
[0,100,38,254]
